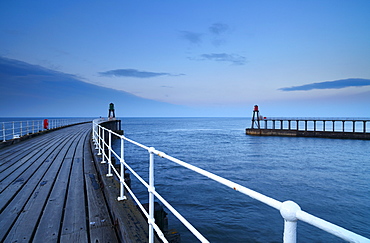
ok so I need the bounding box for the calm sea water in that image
[117,117,370,243]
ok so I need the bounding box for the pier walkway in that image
[0,123,118,242]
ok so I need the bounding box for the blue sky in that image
[1,1,370,117]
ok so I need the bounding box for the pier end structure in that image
[245,106,370,140]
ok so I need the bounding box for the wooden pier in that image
[0,122,150,242]
[246,118,370,140]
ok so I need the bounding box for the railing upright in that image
[12,122,15,138]
[97,125,102,155]
[107,131,113,177]
[148,148,155,243]
[280,201,300,243]
[353,121,356,132]
[101,128,106,164]
[117,136,126,201]
[364,121,366,133]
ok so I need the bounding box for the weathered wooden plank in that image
[83,133,119,242]
[0,130,66,165]
[0,123,120,242]
[0,147,42,173]
[0,130,67,166]
[60,129,89,242]
[33,125,90,242]
[0,124,90,242]
[3,129,88,242]
[0,137,76,241]
[0,132,75,211]
[0,132,71,192]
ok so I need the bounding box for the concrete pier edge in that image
[246,128,370,140]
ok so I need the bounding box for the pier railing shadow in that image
[92,120,370,243]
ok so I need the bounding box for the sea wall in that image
[100,119,122,134]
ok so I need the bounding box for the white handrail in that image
[92,120,370,243]
[254,119,369,133]
[1,118,92,142]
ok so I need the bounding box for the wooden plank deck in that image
[0,123,119,242]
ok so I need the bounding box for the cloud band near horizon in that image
[99,69,183,78]
[189,53,247,65]
[279,78,370,91]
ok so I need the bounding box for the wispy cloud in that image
[191,53,247,65]
[160,85,174,88]
[209,23,229,35]
[180,23,230,46]
[279,78,370,91]
[179,31,203,44]
[99,69,184,78]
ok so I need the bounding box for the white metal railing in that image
[252,118,370,133]
[92,120,370,243]
[1,118,92,142]
[263,117,370,121]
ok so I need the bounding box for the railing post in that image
[20,122,23,136]
[304,120,307,131]
[363,121,366,133]
[353,121,355,133]
[342,121,345,133]
[92,122,97,146]
[32,120,35,134]
[94,127,99,150]
[12,121,15,138]
[280,201,300,243]
[92,122,96,141]
[118,137,127,201]
[97,125,102,155]
[101,128,106,163]
[106,131,113,177]
[332,121,335,132]
[148,147,156,243]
